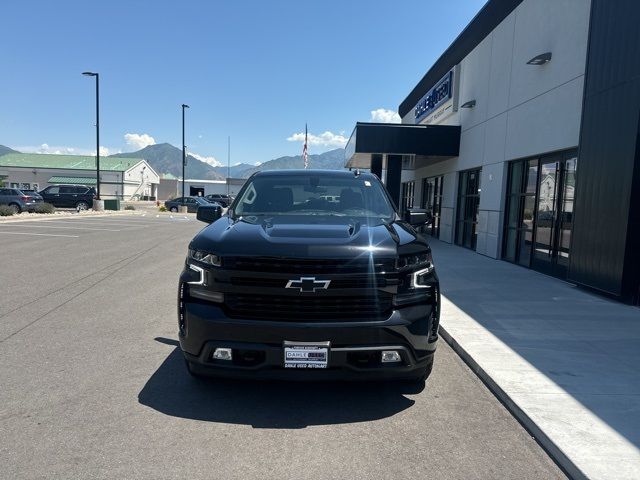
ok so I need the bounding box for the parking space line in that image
[71,217,156,223]
[38,219,150,227]
[0,224,121,232]
[0,231,79,238]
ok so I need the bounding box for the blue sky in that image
[1,0,486,166]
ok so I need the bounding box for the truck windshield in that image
[233,174,395,221]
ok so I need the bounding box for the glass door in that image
[455,169,481,250]
[421,176,443,238]
[556,155,576,274]
[503,159,538,266]
[531,153,576,277]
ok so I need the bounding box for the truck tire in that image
[184,360,206,379]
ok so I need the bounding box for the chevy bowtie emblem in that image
[285,277,331,293]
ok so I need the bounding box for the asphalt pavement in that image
[0,213,565,479]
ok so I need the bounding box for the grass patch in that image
[124,205,136,210]
[34,203,56,214]
[158,205,167,212]
[0,205,16,216]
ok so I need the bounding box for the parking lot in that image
[0,213,565,479]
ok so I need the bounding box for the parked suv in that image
[0,188,43,213]
[204,193,233,207]
[39,185,95,210]
[165,196,219,213]
[178,170,440,383]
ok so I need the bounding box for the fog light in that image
[212,348,233,361]
[381,350,402,363]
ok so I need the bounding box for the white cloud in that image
[370,108,401,124]
[286,130,348,148]
[124,133,156,150]
[16,143,117,156]
[190,151,222,167]
[17,144,82,155]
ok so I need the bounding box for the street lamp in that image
[82,71,101,201]
[182,104,190,204]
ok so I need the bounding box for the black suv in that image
[205,193,233,207]
[40,185,96,210]
[179,170,439,383]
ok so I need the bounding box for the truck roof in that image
[253,169,375,178]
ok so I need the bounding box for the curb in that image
[439,325,588,480]
[0,211,150,224]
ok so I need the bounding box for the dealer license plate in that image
[283,341,329,369]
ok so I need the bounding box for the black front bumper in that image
[179,300,438,381]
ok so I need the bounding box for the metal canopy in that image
[344,122,461,169]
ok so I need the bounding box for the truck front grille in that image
[224,257,395,274]
[229,275,393,289]
[224,293,393,321]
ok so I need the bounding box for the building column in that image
[370,154,383,180]
[386,154,402,210]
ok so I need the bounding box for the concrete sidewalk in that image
[429,239,640,480]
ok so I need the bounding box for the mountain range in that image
[110,143,346,179]
[0,143,346,179]
[110,143,226,180]
[0,145,18,156]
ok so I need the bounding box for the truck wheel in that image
[170,206,178,212]
[184,360,206,379]
[408,356,434,385]
[76,201,89,210]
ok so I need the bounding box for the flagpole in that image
[303,123,309,169]
[227,136,230,196]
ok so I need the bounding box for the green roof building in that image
[0,153,159,200]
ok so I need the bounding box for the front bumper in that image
[179,299,438,381]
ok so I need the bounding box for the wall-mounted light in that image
[460,100,476,109]
[526,52,552,65]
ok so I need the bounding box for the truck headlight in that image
[188,249,221,267]
[397,251,434,273]
[394,251,435,306]
[411,266,433,289]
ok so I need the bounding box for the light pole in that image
[82,71,100,201]
[182,104,189,204]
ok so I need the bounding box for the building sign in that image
[414,71,454,123]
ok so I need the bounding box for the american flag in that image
[303,123,309,169]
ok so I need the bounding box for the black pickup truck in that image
[178,169,440,383]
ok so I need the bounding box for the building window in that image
[455,168,481,250]
[401,181,415,213]
[502,149,578,279]
[421,176,443,238]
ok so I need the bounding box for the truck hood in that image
[189,215,429,259]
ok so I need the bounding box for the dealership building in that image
[345,0,640,303]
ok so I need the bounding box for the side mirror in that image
[196,205,222,224]
[404,208,432,227]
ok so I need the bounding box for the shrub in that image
[34,202,56,214]
[158,205,167,212]
[0,205,15,216]
[124,205,136,210]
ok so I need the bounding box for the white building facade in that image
[346,0,640,303]
[0,153,159,200]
